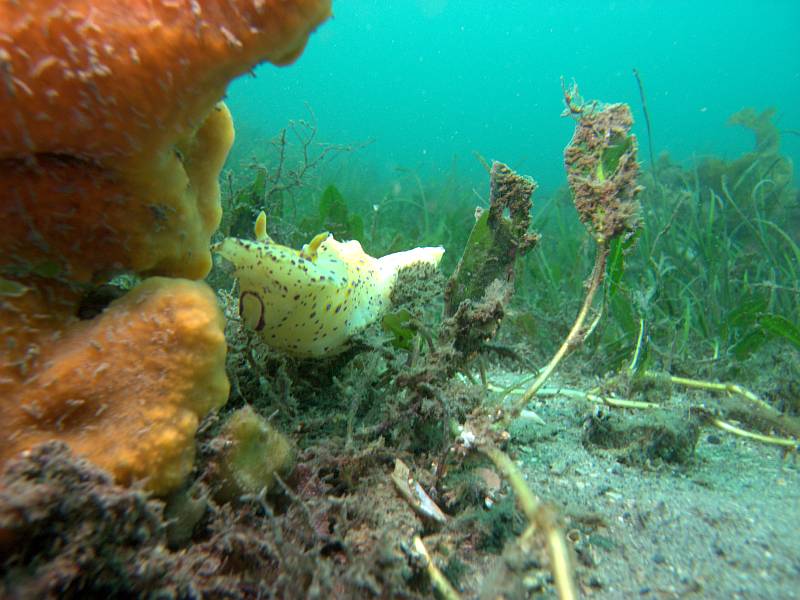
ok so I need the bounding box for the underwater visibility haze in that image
[1,1,799,598]
[227,1,800,195]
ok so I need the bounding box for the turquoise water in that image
[226,0,800,196]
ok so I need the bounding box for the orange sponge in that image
[0,0,331,494]
[0,0,332,281]
[0,278,229,495]
[1,103,235,282]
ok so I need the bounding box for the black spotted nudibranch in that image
[213,212,444,357]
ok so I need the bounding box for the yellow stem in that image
[412,536,462,600]
[711,418,798,448]
[482,445,578,600]
[644,371,800,439]
[511,241,609,419]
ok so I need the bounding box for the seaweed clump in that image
[698,108,794,218]
[209,405,295,504]
[444,161,539,317]
[0,440,429,598]
[563,92,642,244]
[0,442,175,598]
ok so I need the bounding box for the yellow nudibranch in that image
[213,212,444,358]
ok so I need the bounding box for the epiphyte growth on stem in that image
[563,82,643,244]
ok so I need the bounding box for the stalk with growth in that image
[512,82,643,417]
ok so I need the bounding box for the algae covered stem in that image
[512,84,643,419]
[512,240,610,416]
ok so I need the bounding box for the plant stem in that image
[481,444,577,600]
[633,68,658,185]
[643,371,800,439]
[412,536,462,600]
[510,241,609,420]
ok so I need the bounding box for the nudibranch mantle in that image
[213,212,444,357]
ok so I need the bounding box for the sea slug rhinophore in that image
[214,212,445,357]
